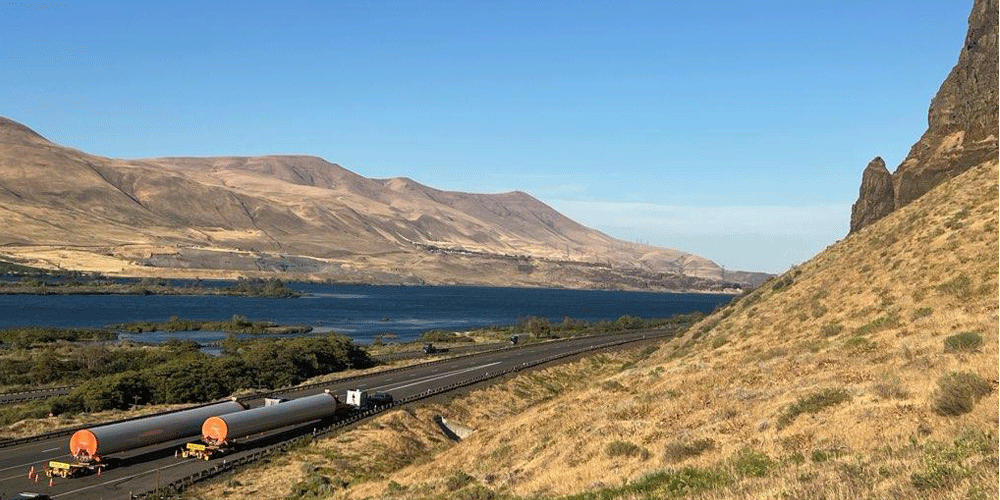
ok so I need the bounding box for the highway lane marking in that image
[51,458,198,498]
[0,454,69,474]
[372,362,501,393]
[43,447,60,452]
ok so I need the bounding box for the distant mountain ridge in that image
[0,116,768,291]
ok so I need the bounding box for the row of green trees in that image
[0,327,117,349]
[0,335,372,423]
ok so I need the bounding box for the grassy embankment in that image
[185,160,997,500]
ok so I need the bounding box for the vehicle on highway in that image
[345,389,392,407]
[49,399,246,477]
[183,391,345,460]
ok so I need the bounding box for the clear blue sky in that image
[0,1,972,273]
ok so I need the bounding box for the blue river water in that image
[0,283,731,344]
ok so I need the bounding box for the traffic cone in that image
[97,467,102,476]
[34,474,40,483]
[49,477,54,487]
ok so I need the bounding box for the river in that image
[0,283,732,344]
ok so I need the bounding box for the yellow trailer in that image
[47,460,92,478]
[181,441,222,460]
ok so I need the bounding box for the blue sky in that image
[0,1,972,272]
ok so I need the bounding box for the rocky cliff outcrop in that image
[850,157,895,233]
[850,0,998,232]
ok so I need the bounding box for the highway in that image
[0,344,509,407]
[0,387,73,406]
[0,329,674,499]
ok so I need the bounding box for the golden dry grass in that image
[182,160,998,500]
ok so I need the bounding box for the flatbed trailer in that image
[181,441,227,460]
[46,460,103,478]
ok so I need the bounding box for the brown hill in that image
[186,147,999,500]
[851,0,998,232]
[0,117,767,290]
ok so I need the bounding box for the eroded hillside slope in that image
[188,159,997,500]
[0,116,766,290]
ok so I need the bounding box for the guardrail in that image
[371,342,508,363]
[130,331,673,499]
[0,385,74,405]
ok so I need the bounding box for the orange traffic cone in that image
[34,474,40,483]
[97,467,102,476]
[49,477,54,487]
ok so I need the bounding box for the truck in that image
[183,391,344,460]
[346,389,393,408]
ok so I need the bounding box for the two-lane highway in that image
[0,329,676,499]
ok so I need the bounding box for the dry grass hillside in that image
[186,159,997,500]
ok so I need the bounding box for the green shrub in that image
[843,335,877,353]
[663,438,715,463]
[289,471,344,498]
[581,466,729,498]
[911,430,996,490]
[454,485,497,500]
[0,327,117,348]
[854,314,900,335]
[601,380,627,392]
[446,471,475,491]
[810,448,845,463]
[936,273,972,298]
[730,448,775,477]
[711,336,727,349]
[810,301,828,319]
[819,322,843,337]
[911,461,963,490]
[943,332,983,352]
[777,388,851,429]
[771,275,794,292]
[226,277,301,298]
[933,372,993,416]
[605,440,651,460]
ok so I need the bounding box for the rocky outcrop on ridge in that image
[850,0,998,233]
[850,157,895,233]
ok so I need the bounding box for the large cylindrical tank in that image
[202,392,341,445]
[70,400,246,461]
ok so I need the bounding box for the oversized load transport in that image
[69,400,246,462]
[201,392,341,446]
